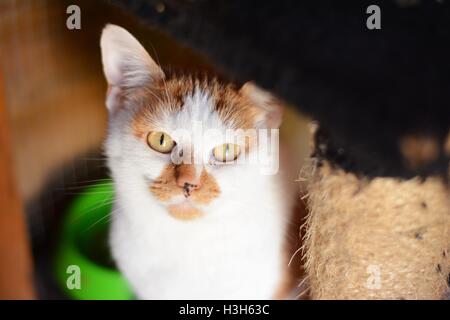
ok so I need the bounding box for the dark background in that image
[111,0,450,178]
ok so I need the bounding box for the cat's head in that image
[100,24,283,220]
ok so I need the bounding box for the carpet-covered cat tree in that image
[109,0,450,299]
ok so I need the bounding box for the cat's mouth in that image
[144,175,204,220]
[145,165,221,221]
[166,200,203,221]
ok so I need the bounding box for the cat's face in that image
[101,25,283,220]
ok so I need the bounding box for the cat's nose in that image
[175,164,202,190]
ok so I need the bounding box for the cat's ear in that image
[100,24,164,112]
[240,82,283,129]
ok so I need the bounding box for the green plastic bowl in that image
[54,181,133,300]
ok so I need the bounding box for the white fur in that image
[102,25,295,299]
[105,89,294,299]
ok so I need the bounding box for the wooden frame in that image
[0,68,35,299]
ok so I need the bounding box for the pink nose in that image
[175,164,202,189]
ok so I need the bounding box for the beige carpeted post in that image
[304,161,450,299]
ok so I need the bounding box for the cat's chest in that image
[109,197,286,299]
[111,203,283,263]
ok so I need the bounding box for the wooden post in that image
[0,68,36,299]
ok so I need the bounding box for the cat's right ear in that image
[100,24,164,113]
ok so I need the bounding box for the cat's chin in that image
[166,201,203,221]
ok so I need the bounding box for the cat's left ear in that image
[240,82,283,129]
[100,24,164,113]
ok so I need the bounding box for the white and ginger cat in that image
[100,24,298,299]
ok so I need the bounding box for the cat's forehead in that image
[132,75,259,138]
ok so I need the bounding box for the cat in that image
[100,24,298,299]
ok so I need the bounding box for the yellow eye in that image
[212,143,241,162]
[147,131,175,153]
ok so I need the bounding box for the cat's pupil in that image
[159,133,165,146]
[223,144,229,157]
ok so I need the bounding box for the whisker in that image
[67,196,116,224]
[63,190,115,196]
[58,182,114,191]
[82,205,121,233]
